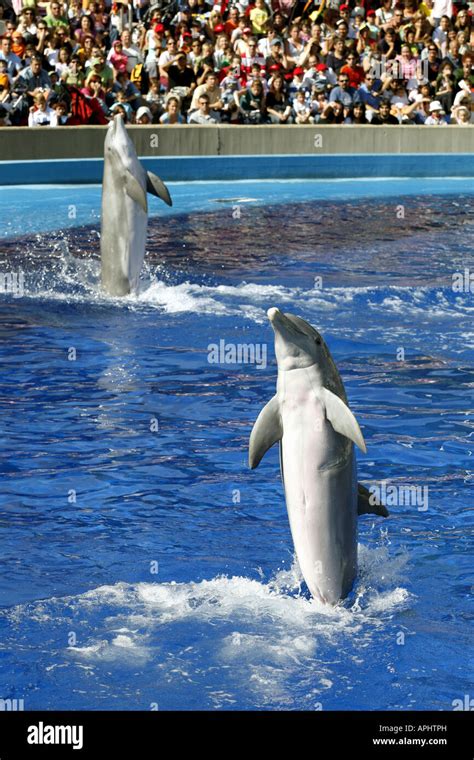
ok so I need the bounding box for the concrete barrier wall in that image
[1,124,473,160]
[0,125,472,184]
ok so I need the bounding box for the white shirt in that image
[432,0,452,18]
[28,106,58,127]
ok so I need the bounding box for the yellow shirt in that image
[250,8,269,35]
[418,2,432,17]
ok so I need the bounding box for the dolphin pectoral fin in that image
[124,171,148,213]
[321,388,367,454]
[358,483,389,517]
[146,171,173,207]
[249,396,283,469]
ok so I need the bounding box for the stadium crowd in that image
[0,0,472,126]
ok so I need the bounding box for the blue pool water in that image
[0,179,472,711]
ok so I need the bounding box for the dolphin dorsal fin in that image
[357,483,389,517]
[146,171,173,207]
[249,396,283,469]
[124,171,148,213]
[321,388,367,453]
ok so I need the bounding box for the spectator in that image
[435,60,455,112]
[237,78,267,123]
[451,104,472,125]
[108,40,128,75]
[329,71,360,107]
[160,95,185,124]
[350,101,368,124]
[424,99,448,124]
[18,54,52,102]
[371,99,400,124]
[165,50,196,102]
[44,2,69,32]
[358,71,387,118]
[293,89,313,123]
[190,70,222,113]
[0,36,22,78]
[188,92,220,124]
[136,105,152,124]
[266,73,292,123]
[28,90,57,126]
[319,100,349,123]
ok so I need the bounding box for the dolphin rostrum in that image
[249,308,388,605]
[100,114,172,296]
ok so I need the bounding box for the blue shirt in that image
[329,85,360,106]
[358,81,382,109]
[0,52,22,78]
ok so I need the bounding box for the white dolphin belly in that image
[101,171,147,296]
[279,372,358,603]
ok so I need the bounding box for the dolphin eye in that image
[315,337,322,345]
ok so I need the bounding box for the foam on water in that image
[0,545,412,708]
[6,250,473,327]
[5,545,411,660]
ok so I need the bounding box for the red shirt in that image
[340,64,365,88]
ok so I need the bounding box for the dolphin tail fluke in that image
[357,483,389,518]
[146,171,173,207]
[249,396,283,469]
[321,387,367,453]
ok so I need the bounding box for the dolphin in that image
[100,114,172,296]
[249,308,388,605]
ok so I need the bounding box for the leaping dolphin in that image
[100,114,172,296]
[249,308,388,605]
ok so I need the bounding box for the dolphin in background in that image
[249,308,388,605]
[100,114,172,296]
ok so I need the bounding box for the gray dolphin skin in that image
[100,114,172,296]
[249,308,388,605]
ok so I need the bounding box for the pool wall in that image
[0,125,473,184]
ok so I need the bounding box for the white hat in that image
[429,100,444,113]
[136,106,152,121]
[352,6,365,17]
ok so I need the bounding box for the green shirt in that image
[44,14,69,29]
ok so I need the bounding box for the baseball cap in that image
[316,63,328,71]
[154,23,165,33]
[429,100,444,112]
[293,67,304,76]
